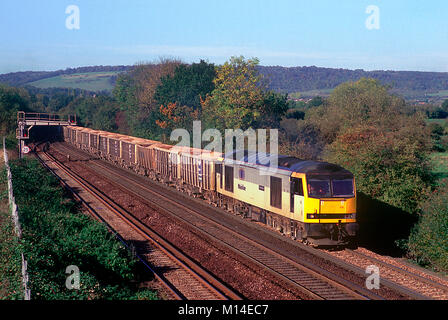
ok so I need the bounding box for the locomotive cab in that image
[293,170,359,246]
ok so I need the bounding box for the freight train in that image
[62,126,359,246]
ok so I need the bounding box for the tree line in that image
[259,65,448,95]
[0,85,101,137]
[112,57,289,142]
[3,64,448,101]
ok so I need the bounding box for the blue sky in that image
[1,0,447,73]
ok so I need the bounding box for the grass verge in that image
[0,146,23,300]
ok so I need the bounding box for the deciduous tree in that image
[201,56,287,131]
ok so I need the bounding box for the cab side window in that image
[292,178,304,196]
[225,165,234,192]
[290,178,303,213]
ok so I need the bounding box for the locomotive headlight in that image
[345,213,356,219]
[307,214,317,219]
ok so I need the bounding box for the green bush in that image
[9,158,157,300]
[285,109,305,120]
[429,122,448,152]
[407,180,448,273]
[324,123,433,214]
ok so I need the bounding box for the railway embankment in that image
[3,154,158,300]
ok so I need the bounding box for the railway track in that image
[326,248,448,300]
[36,149,242,301]
[48,142,391,300]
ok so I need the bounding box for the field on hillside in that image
[299,87,448,102]
[430,152,448,183]
[27,71,121,91]
[426,118,448,183]
[427,90,448,97]
[299,88,334,97]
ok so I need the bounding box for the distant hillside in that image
[0,65,131,88]
[2,64,448,101]
[257,66,448,102]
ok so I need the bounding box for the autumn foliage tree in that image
[200,56,264,131]
[113,58,182,139]
[201,56,288,132]
[132,59,182,115]
[152,60,215,141]
[155,102,199,142]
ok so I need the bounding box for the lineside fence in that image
[2,137,30,300]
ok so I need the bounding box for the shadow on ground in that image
[356,192,418,257]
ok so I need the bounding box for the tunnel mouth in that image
[26,126,63,144]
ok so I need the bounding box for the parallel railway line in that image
[36,149,241,300]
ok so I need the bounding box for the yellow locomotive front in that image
[291,166,359,246]
[219,154,359,247]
